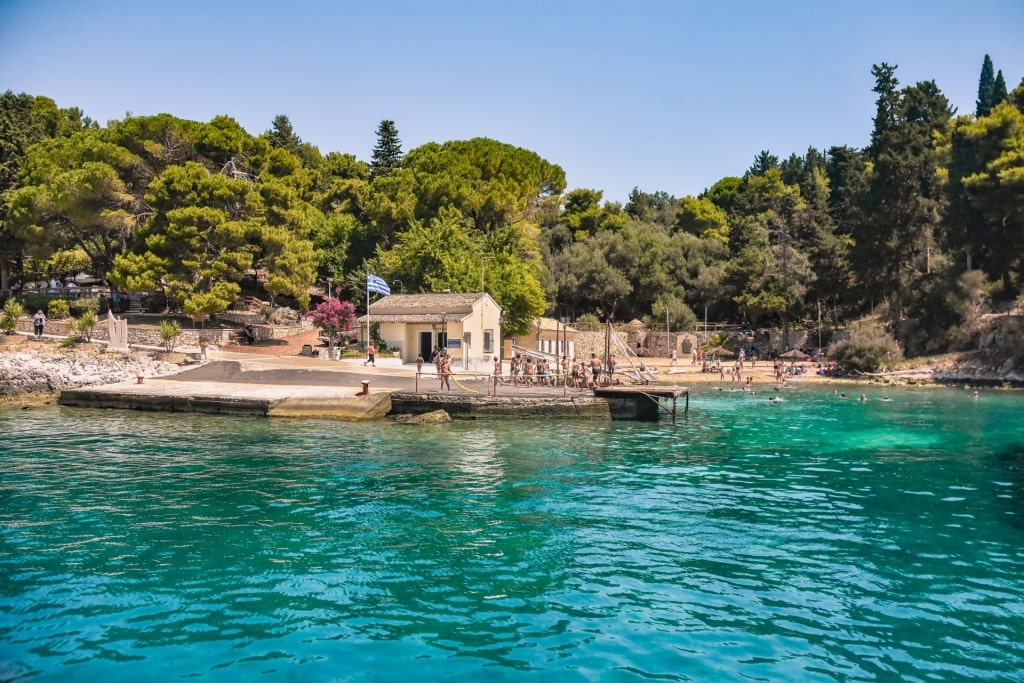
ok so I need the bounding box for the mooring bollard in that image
[361,380,370,396]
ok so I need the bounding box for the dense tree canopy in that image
[2,54,1022,357]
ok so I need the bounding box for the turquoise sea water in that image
[1,386,1023,682]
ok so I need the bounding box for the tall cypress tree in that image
[369,119,403,180]
[992,70,1009,108]
[976,54,996,117]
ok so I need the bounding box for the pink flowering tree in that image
[307,298,357,347]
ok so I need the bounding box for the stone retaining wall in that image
[15,315,311,348]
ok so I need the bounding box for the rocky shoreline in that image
[1,333,1020,410]
[0,339,184,405]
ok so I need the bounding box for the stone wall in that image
[572,328,694,359]
[14,315,311,348]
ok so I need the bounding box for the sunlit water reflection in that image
[1,386,1023,681]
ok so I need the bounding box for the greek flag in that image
[367,273,391,296]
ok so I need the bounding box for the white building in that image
[358,292,502,369]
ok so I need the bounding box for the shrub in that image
[48,299,71,319]
[307,298,357,347]
[70,297,101,317]
[160,319,182,352]
[73,310,98,342]
[19,294,49,314]
[829,321,903,374]
[1,299,25,334]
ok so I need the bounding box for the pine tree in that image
[976,54,995,117]
[746,150,779,177]
[858,64,952,343]
[369,119,403,180]
[266,114,302,153]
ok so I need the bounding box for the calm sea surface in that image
[1,386,1023,682]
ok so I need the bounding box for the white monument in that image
[107,312,129,351]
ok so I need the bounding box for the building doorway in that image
[418,331,433,360]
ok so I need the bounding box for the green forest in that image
[1,56,1022,358]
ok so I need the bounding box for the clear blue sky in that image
[2,0,1022,204]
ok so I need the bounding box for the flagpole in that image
[366,270,370,348]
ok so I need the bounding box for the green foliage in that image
[47,299,70,319]
[957,98,1024,297]
[1,298,25,333]
[853,64,952,342]
[574,313,601,331]
[486,258,547,337]
[829,321,903,373]
[17,294,49,315]
[70,297,101,316]
[4,67,1023,363]
[944,270,993,350]
[8,130,144,274]
[47,248,93,276]
[367,137,566,243]
[159,319,182,352]
[675,196,730,244]
[555,235,632,320]
[624,188,677,226]
[649,293,697,332]
[0,91,88,263]
[976,55,996,118]
[369,120,403,180]
[702,331,734,351]
[560,189,627,239]
[73,310,98,342]
[374,209,479,293]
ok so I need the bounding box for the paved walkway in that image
[168,350,600,398]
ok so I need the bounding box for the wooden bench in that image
[190,314,209,328]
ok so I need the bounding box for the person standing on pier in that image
[590,353,602,387]
[439,353,452,391]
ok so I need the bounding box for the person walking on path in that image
[33,310,46,338]
[364,342,376,366]
[416,353,424,376]
[670,349,678,365]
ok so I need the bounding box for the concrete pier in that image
[59,379,392,419]
[592,386,689,420]
[56,358,689,421]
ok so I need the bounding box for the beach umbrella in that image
[779,349,810,360]
[704,346,736,358]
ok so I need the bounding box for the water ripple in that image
[2,394,1024,681]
